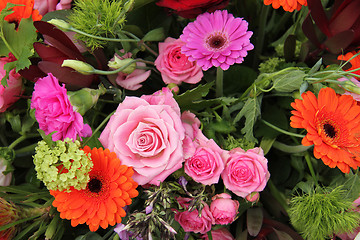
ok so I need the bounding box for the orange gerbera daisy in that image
[263,0,307,12]
[0,0,42,25]
[50,146,139,232]
[338,50,360,80]
[290,87,360,173]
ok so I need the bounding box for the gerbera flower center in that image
[205,32,229,51]
[323,123,337,138]
[87,177,102,193]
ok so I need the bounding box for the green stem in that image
[305,152,318,184]
[93,59,138,75]
[267,180,289,212]
[261,119,305,138]
[8,134,40,149]
[216,67,224,98]
[15,143,38,155]
[82,110,116,146]
[0,31,19,59]
[252,5,270,68]
[272,141,311,153]
[70,27,138,43]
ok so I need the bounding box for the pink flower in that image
[155,37,203,85]
[108,52,151,91]
[338,77,360,101]
[210,193,239,225]
[201,228,235,240]
[141,87,181,116]
[0,55,23,113]
[221,147,270,198]
[30,73,92,141]
[174,197,214,234]
[180,10,254,71]
[34,0,73,16]
[99,90,185,186]
[184,139,225,185]
[336,197,360,240]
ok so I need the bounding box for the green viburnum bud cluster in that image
[33,138,93,192]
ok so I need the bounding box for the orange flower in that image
[0,0,42,24]
[338,50,360,80]
[290,87,360,173]
[50,146,139,232]
[263,0,307,12]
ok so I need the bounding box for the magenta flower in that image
[180,10,254,71]
[31,73,92,141]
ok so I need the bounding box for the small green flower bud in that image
[67,84,106,115]
[33,139,93,192]
[108,56,136,74]
[47,19,72,31]
[340,80,360,95]
[62,60,95,75]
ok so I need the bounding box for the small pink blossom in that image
[155,37,203,85]
[174,197,214,234]
[210,193,239,225]
[31,73,92,141]
[221,147,270,198]
[99,90,185,186]
[336,196,360,240]
[201,228,235,240]
[338,77,360,101]
[0,55,23,113]
[34,0,73,16]
[108,52,151,91]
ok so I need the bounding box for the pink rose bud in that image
[210,193,239,225]
[246,192,260,202]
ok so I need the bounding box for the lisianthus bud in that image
[108,56,136,74]
[0,147,14,186]
[47,19,72,31]
[33,139,93,192]
[67,84,106,115]
[338,78,360,95]
[0,198,19,239]
[62,60,95,75]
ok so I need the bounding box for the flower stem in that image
[260,119,305,138]
[70,27,138,43]
[216,67,224,98]
[305,152,318,184]
[8,134,40,150]
[272,141,311,153]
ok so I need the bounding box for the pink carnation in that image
[155,37,203,85]
[180,10,254,71]
[108,52,151,91]
[174,197,214,234]
[210,193,239,225]
[221,147,270,198]
[0,55,23,113]
[99,89,185,186]
[31,73,92,141]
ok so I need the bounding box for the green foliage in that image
[224,135,256,151]
[288,186,360,240]
[0,4,37,86]
[68,0,126,50]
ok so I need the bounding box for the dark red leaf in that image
[34,43,68,64]
[329,0,360,36]
[323,30,354,54]
[307,0,331,37]
[302,14,322,48]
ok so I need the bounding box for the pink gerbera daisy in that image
[180,10,254,71]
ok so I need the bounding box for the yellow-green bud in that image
[108,56,136,74]
[47,19,72,31]
[62,60,95,75]
[340,80,360,95]
[67,85,106,115]
[123,0,135,13]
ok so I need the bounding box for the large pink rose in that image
[174,197,214,234]
[108,52,151,91]
[155,37,203,85]
[210,193,239,225]
[184,139,225,185]
[30,73,92,141]
[34,0,73,16]
[221,147,270,198]
[201,228,235,240]
[99,90,185,186]
[0,55,23,113]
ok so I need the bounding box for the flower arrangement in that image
[0,0,360,240]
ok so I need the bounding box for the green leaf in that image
[233,96,262,143]
[272,70,306,92]
[307,58,322,76]
[174,82,214,111]
[142,27,165,42]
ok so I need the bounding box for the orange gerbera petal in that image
[0,0,42,25]
[263,0,306,12]
[50,147,139,232]
[338,50,360,80]
[290,87,360,173]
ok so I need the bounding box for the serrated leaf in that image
[142,27,165,42]
[233,96,262,143]
[273,70,306,92]
[174,82,214,111]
